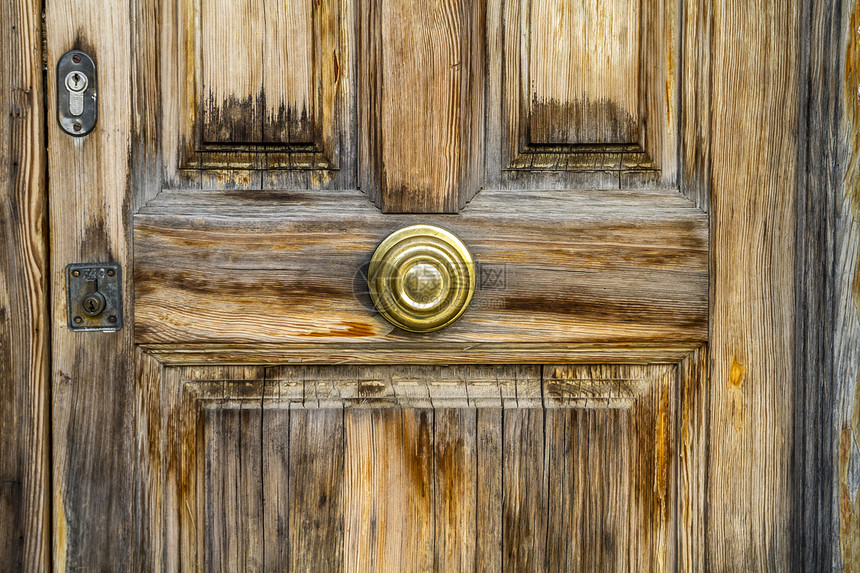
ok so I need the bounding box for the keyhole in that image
[85,298,98,312]
[64,70,88,94]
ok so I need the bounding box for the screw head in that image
[72,269,80,277]
[72,54,81,63]
[73,316,83,324]
[106,268,115,277]
[108,315,117,324]
[73,122,82,132]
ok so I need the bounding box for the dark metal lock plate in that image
[57,50,97,136]
[66,263,122,331]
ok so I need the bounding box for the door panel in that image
[358,0,485,212]
[142,364,684,570]
[134,188,707,352]
[42,0,724,568]
[135,2,700,570]
[528,0,640,145]
[42,0,822,567]
[200,0,315,144]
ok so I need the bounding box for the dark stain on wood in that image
[530,97,639,145]
[202,90,315,146]
[264,101,314,144]
[502,291,706,332]
[203,92,265,144]
[134,269,348,302]
[80,217,114,261]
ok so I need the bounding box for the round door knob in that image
[368,225,475,332]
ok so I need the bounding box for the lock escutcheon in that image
[57,50,97,136]
[66,263,122,331]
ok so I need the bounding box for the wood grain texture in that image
[162,0,352,186]
[706,0,799,569]
[434,409,478,570]
[46,0,136,569]
[529,0,639,144]
[678,346,707,571]
[134,188,707,355]
[201,0,264,143]
[496,0,677,188]
[0,0,49,568]
[359,0,484,212]
[135,362,685,568]
[680,0,711,211]
[499,364,676,572]
[203,407,264,571]
[200,0,314,144]
[834,0,860,568]
[475,408,503,571]
[140,341,701,366]
[640,0,679,188]
[344,408,436,570]
[794,1,852,569]
[282,408,344,571]
[138,365,266,570]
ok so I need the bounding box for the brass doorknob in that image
[368,225,475,332]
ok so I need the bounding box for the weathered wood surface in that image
[201,0,314,144]
[137,341,698,366]
[34,0,853,569]
[677,347,707,570]
[706,0,799,569]
[358,0,484,212]
[494,0,677,189]
[137,363,680,569]
[529,0,639,144]
[0,0,49,569]
[46,0,136,569]
[805,0,860,568]
[162,0,353,186]
[134,188,707,353]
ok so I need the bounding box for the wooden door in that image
[31,0,841,571]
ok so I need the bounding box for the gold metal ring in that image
[368,225,475,332]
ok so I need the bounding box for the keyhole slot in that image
[64,71,88,93]
[81,278,106,316]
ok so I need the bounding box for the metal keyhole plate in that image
[66,263,122,331]
[57,50,97,136]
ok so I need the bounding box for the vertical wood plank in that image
[344,409,434,570]
[134,350,165,572]
[203,407,264,571]
[707,0,799,569]
[678,348,707,571]
[502,408,547,570]
[0,0,49,568]
[46,0,135,568]
[201,0,264,142]
[359,0,484,213]
[544,409,576,571]
[681,0,711,210]
[261,399,291,569]
[640,0,679,186]
[263,0,314,143]
[434,408,477,570]
[529,0,639,144]
[541,364,676,571]
[833,1,860,568]
[287,409,344,571]
[476,408,503,571]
